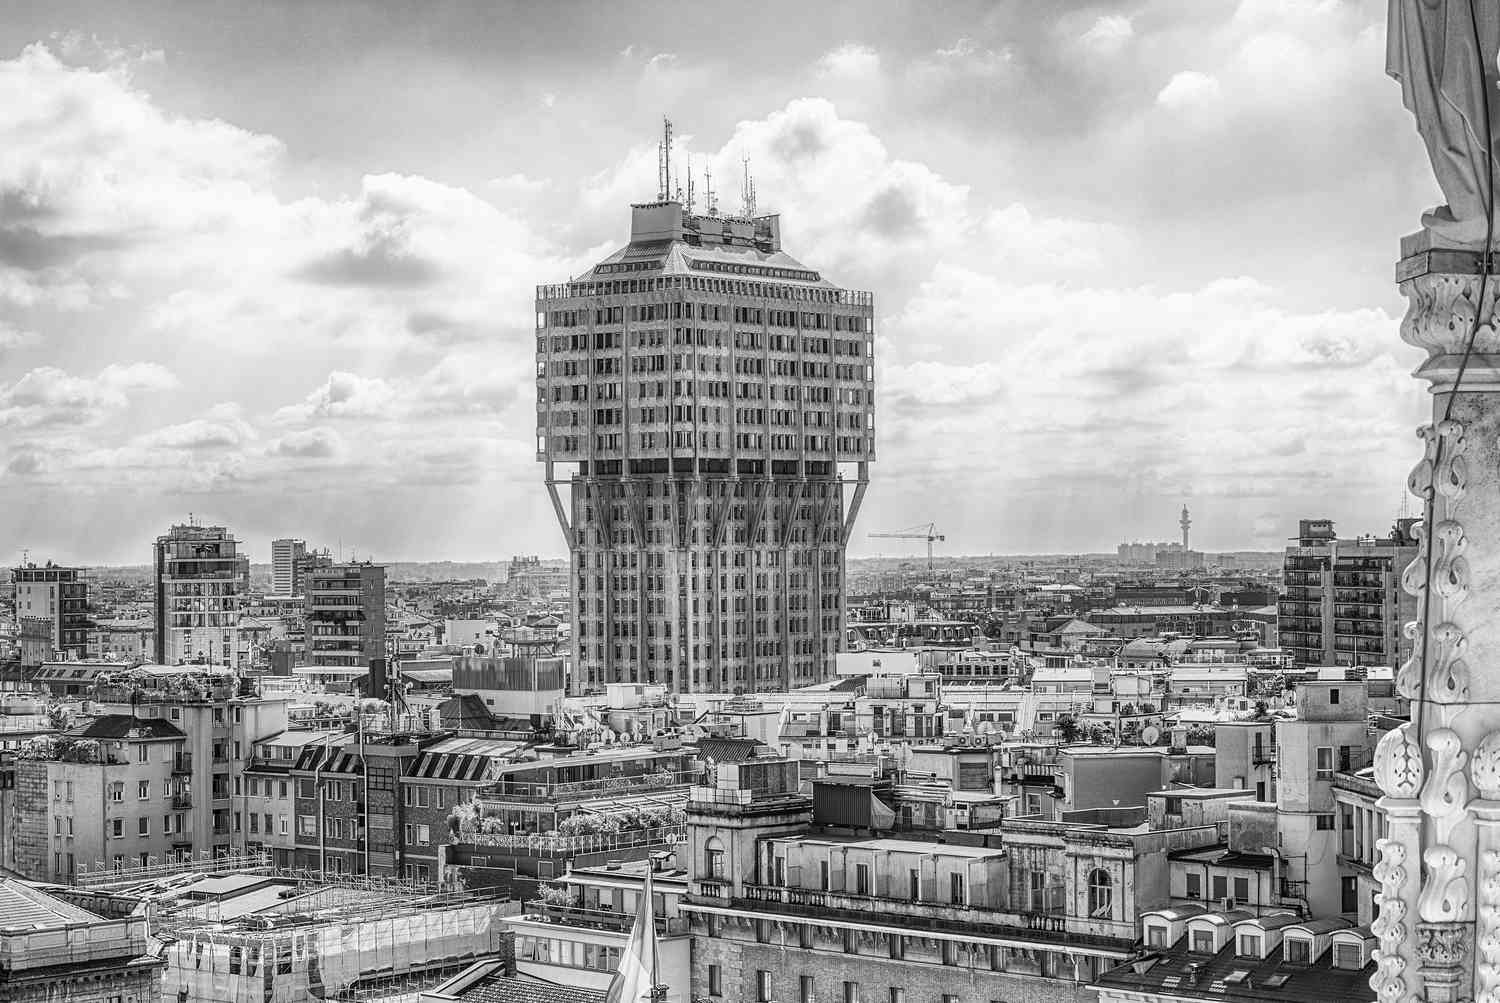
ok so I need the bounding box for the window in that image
[1191,930,1215,953]
[1316,746,1334,780]
[841,929,857,954]
[1238,934,1262,958]
[799,925,814,949]
[110,783,123,803]
[942,941,961,966]
[889,935,905,960]
[136,743,149,763]
[909,868,920,900]
[1317,814,1336,831]
[1146,925,1167,947]
[705,838,726,880]
[1186,873,1201,898]
[298,815,316,837]
[856,863,870,896]
[1329,688,1340,705]
[843,981,860,1003]
[950,872,966,906]
[111,818,124,838]
[800,976,814,1003]
[416,824,430,845]
[53,816,62,836]
[889,991,905,1003]
[1087,868,1113,918]
[1234,877,1250,901]
[820,860,830,890]
[138,780,151,800]
[1285,938,1311,964]
[138,817,149,836]
[1333,942,1364,969]
[757,971,773,1003]
[708,964,723,997]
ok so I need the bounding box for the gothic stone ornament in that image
[1399,621,1471,703]
[1477,848,1500,1003]
[1419,845,1472,923]
[1417,920,1471,969]
[1408,420,1471,501]
[1422,728,1473,829]
[1371,838,1412,1003]
[1398,274,1499,356]
[1377,723,1428,799]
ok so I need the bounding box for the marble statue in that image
[1388,0,1500,244]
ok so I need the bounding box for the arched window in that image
[704,836,726,880]
[1088,868,1113,919]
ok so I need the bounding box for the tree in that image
[1054,714,1082,743]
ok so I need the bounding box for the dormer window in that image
[1146,924,1168,948]
[1284,938,1312,965]
[1191,929,1216,954]
[1237,933,1262,958]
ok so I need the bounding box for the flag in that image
[606,869,661,1003]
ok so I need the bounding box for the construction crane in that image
[869,523,946,572]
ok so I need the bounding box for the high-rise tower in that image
[153,522,250,668]
[536,163,875,694]
[1179,505,1191,551]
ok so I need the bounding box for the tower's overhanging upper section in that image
[535,197,876,473]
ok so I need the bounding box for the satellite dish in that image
[1141,725,1161,746]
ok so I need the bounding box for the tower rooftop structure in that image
[536,178,875,696]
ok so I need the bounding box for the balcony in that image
[527,901,688,937]
[1251,747,1277,767]
[726,883,1133,950]
[172,755,193,775]
[173,793,193,809]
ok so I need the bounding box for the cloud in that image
[0,363,177,428]
[1156,71,1222,110]
[136,405,255,451]
[272,427,343,458]
[816,43,880,80]
[1080,15,1134,54]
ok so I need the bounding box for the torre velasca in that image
[536,170,875,695]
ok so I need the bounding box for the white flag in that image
[605,870,660,1003]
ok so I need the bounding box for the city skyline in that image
[0,1,1437,565]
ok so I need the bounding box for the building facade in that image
[11,562,88,661]
[153,523,251,669]
[304,562,387,671]
[271,537,307,597]
[536,194,875,694]
[1278,518,1418,668]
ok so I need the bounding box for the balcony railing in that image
[487,769,703,802]
[172,754,193,775]
[526,901,688,937]
[172,793,193,809]
[463,825,684,854]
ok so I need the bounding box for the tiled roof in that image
[1095,936,1374,1003]
[69,715,186,741]
[0,879,105,930]
[458,973,606,1003]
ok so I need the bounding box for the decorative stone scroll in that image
[1376,724,1428,800]
[1408,420,1470,502]
[1419,846,1471,923]
[1371,838,1412,1003]
[1398,621,1471,703]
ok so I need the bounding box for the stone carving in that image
[1419,844,1471,922]
[1477,849,1500,1003]
[1398,621,1470,703]
[1408,420,1470,501]
[1432,520,1471,604]
[1388,0,1500,244]
[1417,920,1471,969]
[1421,728,1472,834]
[1376,723,1427,799]
[1372,838,1411,1003]
[1474,733,1500,801]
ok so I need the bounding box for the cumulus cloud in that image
[0,363,177,428]
[1080,15,1134,53]
[816,43,881,80]
[1156,71,1222,110]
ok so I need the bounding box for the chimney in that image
[496,929,517,977]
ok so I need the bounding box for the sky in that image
[0,0,1444,565]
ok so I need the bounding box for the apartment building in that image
[304,561,387,679]
[11,715,189,881]
[153,522,251,669]
[271,537,308,597]
[1279,518,1418,668]
[0,879,165,1002]
[11,562,89,661]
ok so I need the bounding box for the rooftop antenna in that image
[740,157,756,218]
[658,116,673,203]
[704,162,717,216]
[683,156,695,213]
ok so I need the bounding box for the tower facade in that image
[536,198,874,694]
[271,538,307,597]
[152,523,250,668]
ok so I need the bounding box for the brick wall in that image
[14,762,51,879]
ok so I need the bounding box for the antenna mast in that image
[658,117,673,202]
[704,162,717,216]
[684,156,695,213]
[740,157,756,218]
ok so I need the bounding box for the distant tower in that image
[1180,505,1191,551]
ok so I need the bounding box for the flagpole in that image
[647,867,666,1002]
